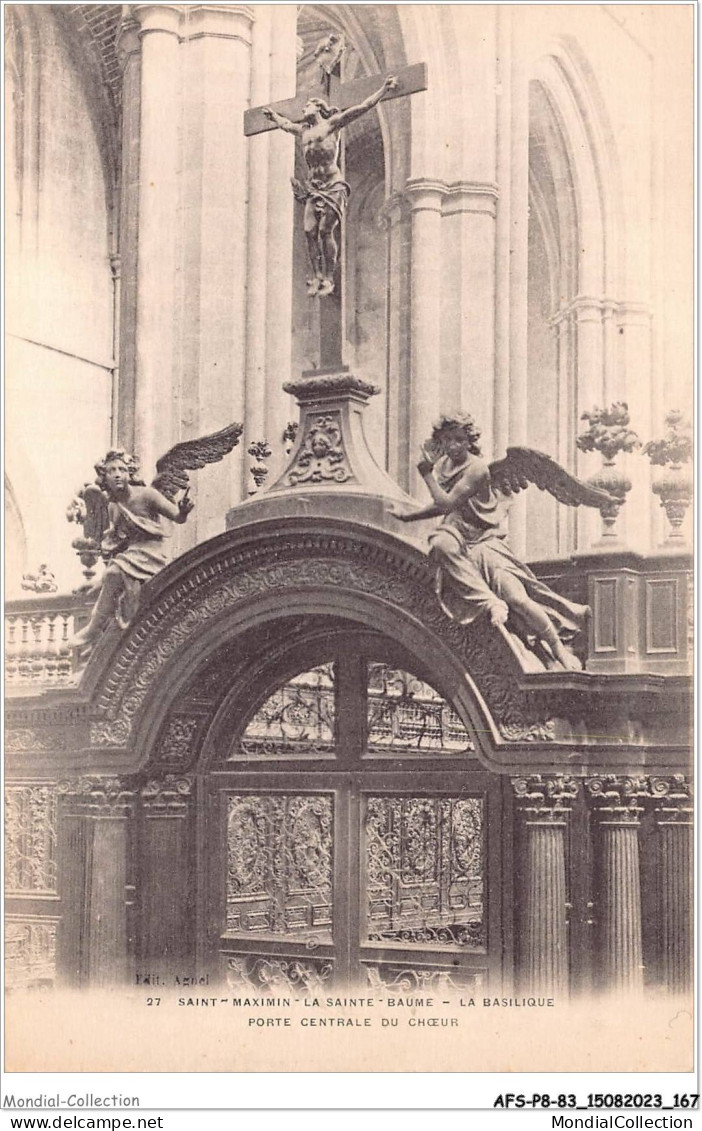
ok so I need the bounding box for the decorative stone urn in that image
[576,403,641,543]
[643,411,693,544]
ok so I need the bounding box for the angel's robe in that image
[428,455,588,642]
[102,501,171,628]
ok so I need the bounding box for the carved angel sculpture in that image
[70,423,243,651]
[390,413,617,671]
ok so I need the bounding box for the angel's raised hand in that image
[417,446,436,477]
[178,491,195,517]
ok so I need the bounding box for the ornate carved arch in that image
[81,519,564,773]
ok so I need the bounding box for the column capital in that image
[511,774,579,823]
[380,191,410,228]
[58,777,136,818]
[141,774,194,816]
[116,15,142,69]
[403,178,448,213]
[441,181,499,218]
[132,5,183,39]
[585,774,649,824]
[186,5,255,43]
[649,773,693,825]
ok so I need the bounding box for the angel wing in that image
[152,422,244,500]
[488,446,617,508]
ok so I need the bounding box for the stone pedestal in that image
[651,775,693,994]
[267,369,409,503]
[586,776,647,994]
[512,775,577,997]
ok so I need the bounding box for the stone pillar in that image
[181,5,255,544]
[618,302,654,552]
[586,775,647,994]
[132,4,182,476]
[494,9,529,558]
[512,774,578,997]
[139,776,194,976]
[115,13,142,450]
[650,775,693,995]
[493,6,512,463]
[244,6,273,465]
[506,41,530,561]
[263,7,297,449]
[383,192,412,489]
[441,183,498,458]
[59,778,135,986]
[405,179,444,494]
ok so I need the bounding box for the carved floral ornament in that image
[57,776,136,816]
[508,774,692,816]
[85,531,564,752]
[287,413,351,486]
[11,532,686,760]
[54,774,194,816]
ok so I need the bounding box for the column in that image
[618,302,654,552]
[552,309,576,554]
[405,179,444,495]
[183,5,255,544]
[493,6,512,461]
[115,13,141,450]
[650,775,693,995]
[586,775,647,994]
[59,778,135,986]
[264,8,297,448]
[243,6,273,473]
[139,776,194,977]
[442,184,498,458]
[573,299,606,551]
[132,5,182,476]
[383,192,412,487]
[512,774,578,997]
[506,27,530,559]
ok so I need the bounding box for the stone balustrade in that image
[5,595,91,691]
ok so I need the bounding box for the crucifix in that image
[244,37,427,370]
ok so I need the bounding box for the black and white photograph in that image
[3,0,694,1096]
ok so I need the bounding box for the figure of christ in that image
[390,416,592,672]
[71,451,193,649]
[262,75,397,296]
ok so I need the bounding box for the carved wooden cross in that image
[245,46,427,369]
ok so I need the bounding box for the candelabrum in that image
[576,403,641,543]
[247,440,272,495]
[643,411,693,544]
[66,488,102,583]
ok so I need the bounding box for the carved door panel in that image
[209,782,349,992]
[352,774,499,994]
[202,643,505,993]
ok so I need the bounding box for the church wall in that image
[525,213,560,561]
[5,337,112,595]
[4,4,692,596]
[5,7,114,596]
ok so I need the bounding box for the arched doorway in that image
[196,620,507,994]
